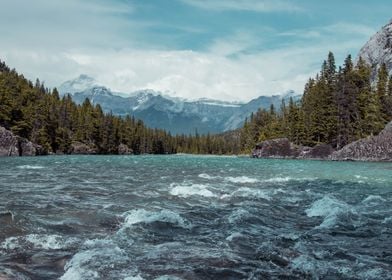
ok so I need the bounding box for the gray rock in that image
[331,121,392,161]
[252,138,301,158]
[18,137,37,156]
[71,142,98,154]
[0,126,19,156]
[0,126,43,156]
[299,144,334,159]
[252,139,334,160]
[118,144,132,155]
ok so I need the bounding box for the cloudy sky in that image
[1,0,391,101]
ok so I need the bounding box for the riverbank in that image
[252,121,392,162]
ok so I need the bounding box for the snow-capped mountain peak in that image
[58,77,300,134]
[58,74,98,95]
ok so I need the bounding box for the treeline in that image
[0,60,239,155]
[241,52,392,152]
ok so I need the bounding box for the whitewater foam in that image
[122,209,191,229]
[17,165,44,169]
[222,187,271,201]
[225,176,259,184]
[262,177,292,183]
[305,196,351,228]
[61,239,131,280]
[362,195,386,204]
[227,209,251,224]
[1,234,79,250]
[198,173,215,180]
[226,232,244,241]
[169,183,216,198]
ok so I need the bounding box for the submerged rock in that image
[331,121,392,161]
[0,126,43,156]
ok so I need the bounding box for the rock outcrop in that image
[118,144,132,155]
[0,127,19,156]
[298,144,335,160]
[71,142,98,155]
[357,19,392,81]
[331,121,392,161]
[252,138,334,160]
[0,126,43,156]
[252,138,300,158]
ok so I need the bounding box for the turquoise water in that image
[0,155,391,279]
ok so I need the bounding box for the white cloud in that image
[0,21,371,102]
[0,0,377,102]
[180,0,303,13]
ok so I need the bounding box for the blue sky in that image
[0,0,391,101]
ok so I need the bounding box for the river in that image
[0,155,391,279]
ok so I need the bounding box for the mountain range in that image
[58,76,300,135]
[57,19,392,136]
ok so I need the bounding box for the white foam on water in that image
[198,173,215,180]
[362,195,386,204]
[124,275,145,280]
[17,165,44,169]
[155,275,183,280]
[122,209,191,229]
[223,187,271,201]
[225,176,259,184]
[354,175,369,180]
[262,177,293,183]
[1,234,78,250]
[61,239,135,280]
[382,216,392,224]
[226,232,244,241]
[305,196,351,229]
[290,255,318,275]
[169,183,216,198]
[358,268,387,279]
[227,209,251,224]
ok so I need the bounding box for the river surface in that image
[0,155,391,279]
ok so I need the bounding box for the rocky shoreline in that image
[252,121,392,162]
[1,121,391,161]
[0,126,133,157]
[0,127,45,157]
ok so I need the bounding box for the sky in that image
[0,0,391,101]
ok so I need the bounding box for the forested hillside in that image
[240,52,392,152]
[2,52,391,157]
[0,60,240,155]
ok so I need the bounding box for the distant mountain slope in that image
[59,75,300,134]
[357,19,392,80]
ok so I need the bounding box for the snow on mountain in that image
[60,76,301,134]
[58,74,98,95]
[357,19,392,80]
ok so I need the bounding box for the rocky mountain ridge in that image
[357,19,392,80]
